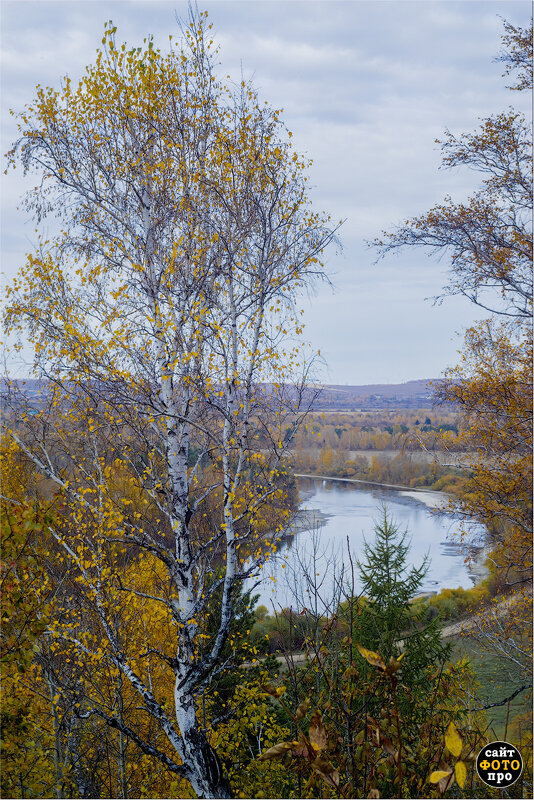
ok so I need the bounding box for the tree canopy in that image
[3,11,335,797]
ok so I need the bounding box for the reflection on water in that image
[248,478,486,609]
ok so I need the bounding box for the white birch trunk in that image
[141,171,231,798]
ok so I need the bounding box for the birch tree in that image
[3,12,335,797]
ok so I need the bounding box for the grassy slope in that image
[451,635,531,743]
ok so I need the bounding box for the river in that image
[248,477,487,610]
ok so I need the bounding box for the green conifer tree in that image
[356,508,451,704]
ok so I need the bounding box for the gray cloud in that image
[1,0,531,382]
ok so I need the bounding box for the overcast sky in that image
[1,0,531,384]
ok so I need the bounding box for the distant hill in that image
[2,377,447,413]
[307,379,443,411]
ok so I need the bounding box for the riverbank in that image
[295,473,451,515]
[398,489,448,509]
[282,506,330,537]
[294,472,446,494]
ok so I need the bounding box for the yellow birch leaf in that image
[356,643,386,670]
[429,770,452,783]
[455,760,467,789]
[445,721,463,758]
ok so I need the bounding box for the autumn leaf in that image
[438,771,455,794]
[258,740,295,761]
[455,760,467,789]
[308,710,327,751]
[312,756,340,789]
[356,643,386,670]
[379,734,397,757]
[445,721,463,758]
[295,698,310,720]
[429,769,452,783]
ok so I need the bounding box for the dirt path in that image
[441,617,473,638]
[247,593,525,670]
[440,591,523,639]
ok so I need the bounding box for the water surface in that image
[249,477,486,610]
